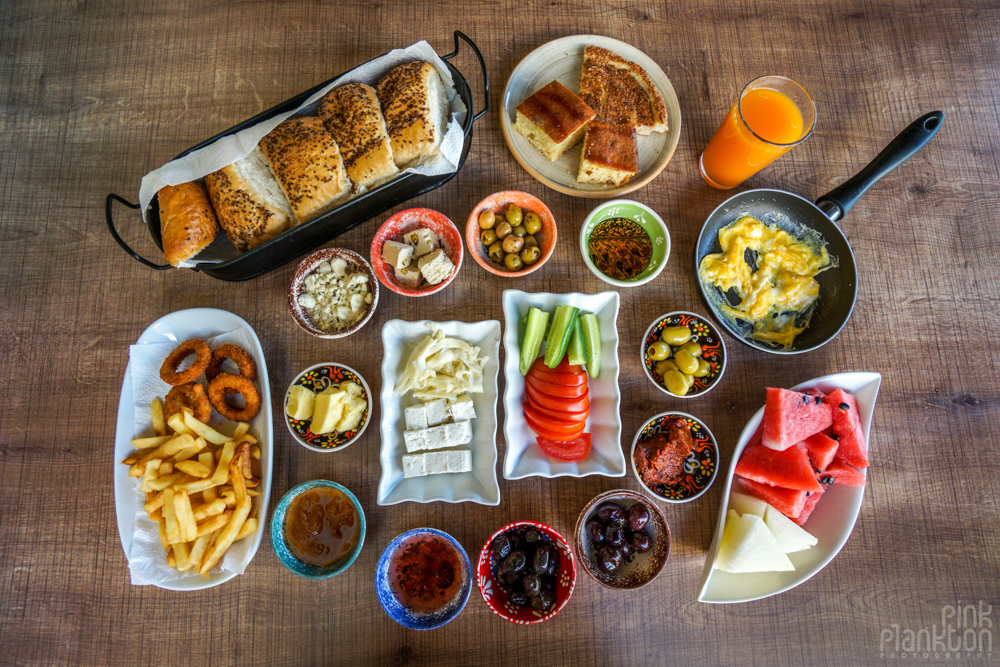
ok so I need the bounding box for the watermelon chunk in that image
[825,389,868,468]
[818,458,866,487]
[804,387,827,399]
[762,388,833,451]
[736,443,823,493]
[803,432,839,472]
[793,488,824,526]
[735,476,807,519]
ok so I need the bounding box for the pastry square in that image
[514,80,596,161]
[577,119,639,186]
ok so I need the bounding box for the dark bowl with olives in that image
[574,489,671,590]
[477,520,577,625]
[466,191,557,277]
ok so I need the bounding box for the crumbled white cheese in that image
[299,263,372,332]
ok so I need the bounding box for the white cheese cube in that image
[446,449,473,473]
[444,420,473,447]
[449,394,476,421]
[404,228,439,257]
[381,240,413,270]
[404,405,428,431]
[402,449,473,477]
[331,258,348,276]
[423,424,450,450]
[402,430,427,453]
[424,399,450,426]
[402,454,426,478]
[417,249,455,286]
[394,265,422,288]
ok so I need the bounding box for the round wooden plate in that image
[500,35,682,198]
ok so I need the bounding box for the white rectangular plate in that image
[501,290,624,479]
[378,319,501,505]
[697,372,881,603]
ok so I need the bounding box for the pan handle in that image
[442,31,490,122]
[105,194,171,270]
[815,111,944,222]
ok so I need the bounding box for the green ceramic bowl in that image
[579,200,670,287]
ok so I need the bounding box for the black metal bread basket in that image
[105,31,488,281]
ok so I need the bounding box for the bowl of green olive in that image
[466,191,556,277]
[641,312,727,398]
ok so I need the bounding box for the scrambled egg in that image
[699,215,834,348]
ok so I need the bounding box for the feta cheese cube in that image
[446,449,473,473]
[449,394,476,421]
[394,265,422,288]
[424,399,450,426]
[402,454,426,478]
[404,405,428,431]
[381,240,413,270]
[402,430,427,453]
[402,449,472,477]
[444,420,473,447]
[404,228,439,257]
[417,249,455,286]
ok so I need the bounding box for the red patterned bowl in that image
[369,208,463,297]
[466,191,556,277]
[477,520,576,625]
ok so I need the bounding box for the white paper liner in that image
[137,41,468,268]
[126,329,264,585]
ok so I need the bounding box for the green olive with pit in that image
[504,253,523,271]
[513,225,526,237]
[679,341,703,358]
[693,358,711,378]
[646,341,671,361]
[524,212,542,235]
[488,241,504,263]
[523,235,538,249]
[674,350,699,375]
[495,221,512,240]
[655,359,678,376]
[664,370,691,396]
[661,326,693,346]
[502,234,524,254]
[478,210,496,230]
[505,204,523,227]
[520,246,541,265]
[480,229,497,246]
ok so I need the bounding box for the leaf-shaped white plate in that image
[697,372,881,603]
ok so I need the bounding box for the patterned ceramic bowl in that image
[283,363,372,453]
[630,412,720,504]
[375,528,472,630]
[579,199,669,287]
[370,208,463,297]
[288,248,379,339]
[477,520,576,625]
[466,191,556,277]
[573,489,671,590]
[270,480,366,580]
[641,311,727,398]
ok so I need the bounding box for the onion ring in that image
[205,343,258,381]
[208,373,261,421]
[159,339,211,386]
[164,383,212,423]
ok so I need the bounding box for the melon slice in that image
[729,491,767,518]
[762,388,833,451]
[825,388,868,468]
[803,432,839,472]
[736,442,823,493]
[715,512,794,573]
[764,504,818,553]
[735,476,808,519]
[793,489,824,526]
[818,458,866,487]
[804,387,827,399]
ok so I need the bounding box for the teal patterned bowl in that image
[579,199,670,287]
[270,480,366,579]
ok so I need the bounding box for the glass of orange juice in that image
[699,76,816,189]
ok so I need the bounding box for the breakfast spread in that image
[380,226,455,287]
[296,256,374,333]
[284,485,360,567]
[477,204,543,272]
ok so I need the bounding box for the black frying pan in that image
[695,111,944,354]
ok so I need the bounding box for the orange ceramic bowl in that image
[370,208,463,297]
[466,191,556,277]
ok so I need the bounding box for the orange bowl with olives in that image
[466,191,556,277]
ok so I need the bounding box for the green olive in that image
[524,212,542,235]
[478,210,496,230]
[520,246,541,265]
[664,370,691,396]
[646,341,671,361]
[655,360,679,376]
[505,204,522,227]
[674,350,699,375]
[504,253,523,271]
[679,341,703,358]
[523,235,539,249]
[488,241,504,263]
[693,358,711,378]
[480,229,497,246]
[661,326,693,346]
[513,225,526,237]
[502,234,524,254]
[495,221,512,239]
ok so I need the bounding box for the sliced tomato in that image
[525,383,590,413]
[527,400,589,423]
[531,356,584,376]
[525,411,585,441]
[526,374,588,398]
[524,404,586,432]
[530,367,587,386]
[536,433,592,462]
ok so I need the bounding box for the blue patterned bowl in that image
[375,528,472,630]
[270,480,366,579]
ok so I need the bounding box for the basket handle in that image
[105,194,171,270]
[443,30,490,122]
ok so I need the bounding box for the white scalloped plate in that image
[697,372,881,603]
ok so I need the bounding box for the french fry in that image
[147,507,164,523]
[220,490,236,508]
[202,485,217,504]
[135,434,195,472]
[232,422,250,440]
[198,451,214,468]
[173,541,192,572]
[189,531,215,571]
[130,435,172,449]
[212,442,236,485]
[158,522,169,550]
[238,435,258,446]
[121,453,140,466]
[251,446,261,460]
[139,459,162,492]
[145,490,165,514]
[173,490,198,543]
[162,489,180,545]
[193,498,227,522]
[195,511,232,538]
[175,476,223,495]
[199,449,252,575]
[167,552,176,568]
[167,412,196,436]
[246,489,261,497]
[158,461,174,476]
[183,413,230,445]
[175,460,211,478]
[235,517,258,542]
[151,398,166,436]
[146,472,184,492]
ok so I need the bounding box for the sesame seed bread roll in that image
[157,181,219,266]
[375,61,449,169]
[318,82,399,193]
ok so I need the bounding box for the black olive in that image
[627,504,650,531]
[839,402,850,411]
[532,589,555,612]
[598,545,623,573]
[586,519,606,543]
[504,550,526,573]
[533,545,552,574]
[492,534,512,559]
[596,503,624,526]
[605,524,625,547]
[524,528,541,543]
[541,575,556,591]
[523,573,541,597]
[509,591,530,607]
[621,540,634,559]
[630,530,652,553]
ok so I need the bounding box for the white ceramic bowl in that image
[579,200,670,287]
[501,289,625,479]
[282,363,373,453]
[697,372,882,604]
[377,319,501,506]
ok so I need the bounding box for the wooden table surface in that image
[2,0,999,664]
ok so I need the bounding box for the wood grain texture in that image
[1,0,999,664]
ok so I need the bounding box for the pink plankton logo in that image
[881,601,993,660]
